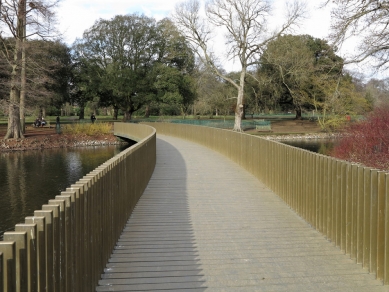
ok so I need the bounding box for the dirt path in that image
[0,125,57,138]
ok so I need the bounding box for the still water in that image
[282,139,337,155]
[0,144,130,238]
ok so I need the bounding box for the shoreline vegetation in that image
[262,132,337,140]
[0,133,123,152]
[0,121,125,152]
[0,116,333,152]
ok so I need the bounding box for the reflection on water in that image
[282,139,337,155]
[0,143,130,238]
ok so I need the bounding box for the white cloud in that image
[57,0,333,44]
[56,0,179,44]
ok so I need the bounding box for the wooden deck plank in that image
[96,135,387,291]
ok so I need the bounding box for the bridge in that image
[1,122,389,291]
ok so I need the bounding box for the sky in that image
[56,0,360,73]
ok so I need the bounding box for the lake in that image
[0,143,131,238]
[281,139,337,155]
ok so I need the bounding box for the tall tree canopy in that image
[72,15,196,121]
[258,34,370,129]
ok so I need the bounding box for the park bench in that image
[254,119,272,132]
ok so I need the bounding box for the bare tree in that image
[326,0,389,71]
[0,0,60,139]
[174,0,305,131]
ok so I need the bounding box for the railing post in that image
[377,171,386,279]
[55,194,72,292]
[335,161,342,247]
[0,252,2,290]
[3,232,27,292]
[59,191,77,292]
[77,178,94,292]
[384,173,389,284]
[351,164,359,260]
[25,216,45,292]
[345,163,353,254]
[357,166,365,264]
[0,241,16,292]
[363,168,373,270]
[323,157,328,237]
[340,162,347,252]
[317,155,324,233]
[33,210,54,292]
[309,152,315,227]
[79,176,98,292]
[327,159,338,245]
[42,204,60,292]
[15,223,38,292]
[48,199,66,292]
[370,170,379,274]
[68,184,86,292]
[66,185,83,292]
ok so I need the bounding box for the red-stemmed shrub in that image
[331,104,389,170]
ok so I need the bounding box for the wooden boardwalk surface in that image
[96,135,388,291]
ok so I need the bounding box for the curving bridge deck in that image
[96,135,388,291]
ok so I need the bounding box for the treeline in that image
[1,13,388,137]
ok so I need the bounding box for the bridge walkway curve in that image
[96,135,388,291]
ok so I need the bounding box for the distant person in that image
[56,116,61,133]
[34,118,41,127]
[91,114,96,124]
[41,117,46,127]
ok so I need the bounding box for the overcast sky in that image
[56,0,364,74]
[57,0,332,42]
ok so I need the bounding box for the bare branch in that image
[174,0,306,130]
[327,0,389,71]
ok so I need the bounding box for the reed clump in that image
[62,122,113,136]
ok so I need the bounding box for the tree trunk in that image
[295,107,302,120]
[123,110,132,121]
[233,70,246,131]
[5,87,24,139]
[233,106,242,131]
[5,60,23,139]
[5,1,25,139]
[79,106,85,119]
[181,106,186,119]
[113,107,119,120]
[20,0,26,134]
[144,105,150,118]
[242,104,246,120]
[20,43,26,133]
[20,76,25,133]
